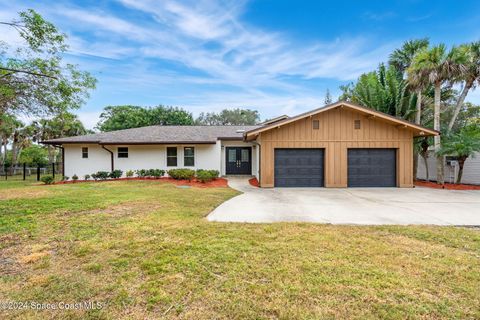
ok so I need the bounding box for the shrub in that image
[84,174,90,180]
[126,170,134,178]
[136,169,147,178]
[63,176,70,181]
[196,169,220,183]
[72,174,79,182]
[41,175,55,185]
[95,171,110,180]
[167,168,195,181]
[110,169,123,179]
[91,173,98,181]
[149,169,165,178]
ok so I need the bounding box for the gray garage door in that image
[274,149,324,187]
[348,148,396,187]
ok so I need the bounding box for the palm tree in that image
[439,126,480,183]
[447,41,480,131]
[408,44,469,184]
[389,38,430,76]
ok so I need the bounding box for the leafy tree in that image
[439,125,480,183]
[339,64,416,120]
[32,111,88,162]
[0,9,96,120]
[389,38,430,75]
[18,144,48,166]
[97,105,193,131]
[408,44,469,184]
[195,108,261,125]
[447,41,480,131]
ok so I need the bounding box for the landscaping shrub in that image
[95,171,110,180]
[63,176,70,181]
[149,169,165,178]
[84,174,90,180]
[167,168,195,181]
[91,173,98,181]
[40,175,55,185]
[136,169,147,178]
[126,170,134,178]
[110,169,123,179]
[72,174,79,182]
[196,169,220,183]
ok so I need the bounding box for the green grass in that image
[0,180,479,319]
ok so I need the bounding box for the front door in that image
[226,147,252,175]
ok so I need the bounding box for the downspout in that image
[101,145,114,171]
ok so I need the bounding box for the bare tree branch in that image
[0,67,57,79]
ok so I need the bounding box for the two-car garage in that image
[274,148,397,188]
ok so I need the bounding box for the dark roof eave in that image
[41,140,217,145]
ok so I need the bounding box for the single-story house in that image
[43,101,438,188]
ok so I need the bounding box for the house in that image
[417,151,480,185]
[43,101,438,187]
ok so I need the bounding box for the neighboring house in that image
[43,101,438,188]
[417,152,480,185]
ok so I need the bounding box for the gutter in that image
[101,145,114,171]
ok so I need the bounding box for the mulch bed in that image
[414,180,480,190]
[248,177,259,187]
[48,177,228,188]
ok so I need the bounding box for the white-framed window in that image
[184,147,195,166]
[118,147,128,158]
[82,147,88,158]
[167,147,177,166]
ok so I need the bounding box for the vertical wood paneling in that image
[259,108,414,188]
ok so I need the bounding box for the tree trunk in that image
[434,83,444,185]
[413,90,422,180]
[456,157,467,184]
[422,154,429,182]
[448,80,472,132]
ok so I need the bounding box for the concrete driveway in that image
[207,177,480,225]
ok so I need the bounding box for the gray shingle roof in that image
[42,125,262,145]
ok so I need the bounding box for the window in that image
[167,147,177,166]
[241,149,249,162]
[312,119,320,130]
[184,147,195,167]
[354,119,361,129]
[118,147,128,158]
[228,149,236,162]
[82,147,88,158]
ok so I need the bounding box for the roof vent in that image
[236,129,246,133]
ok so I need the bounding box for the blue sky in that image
[1,0,479,128]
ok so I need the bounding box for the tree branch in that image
[0,67,57,79]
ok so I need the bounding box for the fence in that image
[0,163,63,181]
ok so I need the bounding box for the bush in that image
[84,174,90,180]
[110,169,123,179]
[149,169,165,178]
[91,173,98,181]
[63,176,70,181]
[196,169,220,183]
[72,174,79,182]
[41,175,55,185]
[167,168,195,181]
[126,170,134,178]
[136,169,147,178]
[95,171,110,180]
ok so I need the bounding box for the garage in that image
[274,149,324,187]
[348,148,396,187]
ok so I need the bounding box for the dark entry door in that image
[274,149,324,187]
[226,147,252,175]
[347,148,396,187]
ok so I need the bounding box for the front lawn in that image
[0,180,479,319]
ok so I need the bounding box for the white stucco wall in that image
[63,143,222,178]
[220,141,257,177]
[417,152,480,185]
